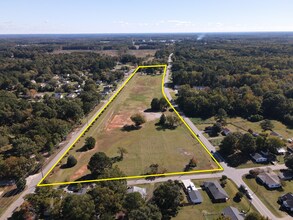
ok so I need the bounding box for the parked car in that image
[239,184,248,193]
[246,192,253,200]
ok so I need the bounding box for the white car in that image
[246,192,253,200]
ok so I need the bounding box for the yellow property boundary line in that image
[38,64,223,187]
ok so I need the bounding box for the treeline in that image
[0,84,98,179]
[10,167,183,220]
[0,52,116,89]
[0,48,125,181]
[171,38,293,126]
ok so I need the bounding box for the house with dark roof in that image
[182,179,203,204]
[202,180,229,203]
[278,170,293,181]
[250,152,267,163]
[222,206,244,220]
[278,193,293,212]
[257,172,281,189]
[287,145,293,154]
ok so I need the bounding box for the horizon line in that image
[1,31,293,36]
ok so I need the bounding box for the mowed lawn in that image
[174,179,257,220]
[192,116,293,139]
[46,70,217,183]
[243,175,293,218]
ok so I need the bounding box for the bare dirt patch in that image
[70,164,87,181]
[142,111,161,121]
[106,113,132,131]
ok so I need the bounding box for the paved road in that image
[1,69,135,220]
[160,53,290,220]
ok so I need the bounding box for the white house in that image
[250,153,267,163]
[257,172,281,189]
[127,186,147,199]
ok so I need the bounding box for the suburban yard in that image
[45,69,217,183]
[243,174,293,218]
[191,116,293,140]
[136,179,257,220]
[174,179,257,220]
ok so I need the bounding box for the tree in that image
[152,180,183,219]
[239,133,257,155]
[219,132,242,155]
[236,191,244,200]
[89,186,122,217]
[16,178,26,191]
[88,152,112,176]
[159,98,168,111]
[123,192,145,212]
[61,194,95,220]
[265,137,284,154]
[151,97,168,112]
[215,216,231,220]
[0,156,35,179]
[188,157,197,168]
[212,122,222,135]
[159,114,167,125]
[25,187,65,219]
[84,136,96,150]
[131,113,146,127]
[128,204,162,220]
[0,135,9,149]
[151,98,160,111]
[166,115,180,128]
[117,147,128,160]
[245,212,268,220]
[216,108,227,123]
[260,119,274,131]
[220,178,227,187]
[12,137,37,157]
[97,166,127,196]
[285,155,293,170]
[67,155,77,168]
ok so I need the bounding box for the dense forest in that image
[0,38,145,183]
[168,36,293,127]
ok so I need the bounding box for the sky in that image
[0,0,293,34]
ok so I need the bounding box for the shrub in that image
[67,155,77,167]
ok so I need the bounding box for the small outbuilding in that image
[127,186,147,199]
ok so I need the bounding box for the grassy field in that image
[45,70,217,183]
[243,175,293,218]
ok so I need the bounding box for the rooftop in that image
[222,206,244,220]
[203,180,229,200]
[257,172,280,186]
